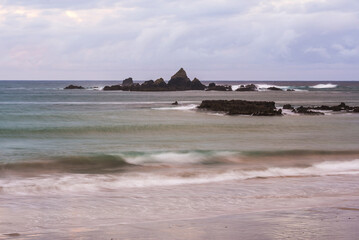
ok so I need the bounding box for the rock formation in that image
[267,87,283,91]
[236,84,257,91]
[206,83,232,91]
[122,78,133,86]
[198,100,282,116]
[64,85,84,90]
[103,68,206,91]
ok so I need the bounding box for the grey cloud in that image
[0,0,359,80]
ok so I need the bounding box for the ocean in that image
[1,80,359,239]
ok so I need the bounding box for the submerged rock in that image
[283,104,293,110]
[292,106,324,115]
[172,101,179,105]
[206,83,232,91]
[236,84,257,91]
[198,100,282,116]
[64,84,84,90]
[267,87,283,91]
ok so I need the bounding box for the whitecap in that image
[310,83,337,89]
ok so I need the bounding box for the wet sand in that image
[1,175,359,240]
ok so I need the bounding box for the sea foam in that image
[310,83,337,89]
[2,159,359,194]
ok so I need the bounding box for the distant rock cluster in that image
[103,68,207,91]
[198,101,359,116]
[64,84,84,89]
[63,68,290,92]
[289,102,359,115]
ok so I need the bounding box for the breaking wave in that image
[310,83,337,89]
[1,158,359,194]
[152,104,198,111]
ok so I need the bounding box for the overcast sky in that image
[0,0,358,80]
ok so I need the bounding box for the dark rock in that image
[283,104,293,110]
[122,78,133,86]
[287,89,295,91]
[168,68,191,90]
[208,83,216,88]
[154,78,167,88]
[198,100,282,116]
[172,101,179,105]
[141,80,155,87]
[206,83,232,91]
[353,107,359,113]
[236,84,257,91]
[103,85,122,91]
[191,78,206,90]
[293,106,324,115]
[267,87,283,91]
[64,84,84,90]
[313,102,351,111]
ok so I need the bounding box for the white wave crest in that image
[2,159,359,194]
[124,151,238,165]
[152,104,198,111]
[310,83,337,89]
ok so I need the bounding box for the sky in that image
[0,0,358,80]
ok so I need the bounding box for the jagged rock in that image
[168,68,191,90]
[206,83,232,91]
[283,104,293,110]
[122,78,133,86]
[64,85,84,90]
[198,100,282,116]
[154,78,167,88]
[236,84,257,91]
[191,78,206,90]
[267,87,283,91]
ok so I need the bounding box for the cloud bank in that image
[0,0,358,80]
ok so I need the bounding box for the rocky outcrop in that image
[291,102,359,114]
[64,85,84,90]
[103,84,122,91]
[122,78,133,86]
[167,68,191,90]
[283,104,293,110]
[236,84,257,91]
[267,87,283,91]
[103,68,206,91]
[191,78,206,90]
[154,78,167,88]
[292,106,324,115]
[206,83,232,91]
[198,100,282,116]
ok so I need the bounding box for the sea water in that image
[0,81,359,239]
